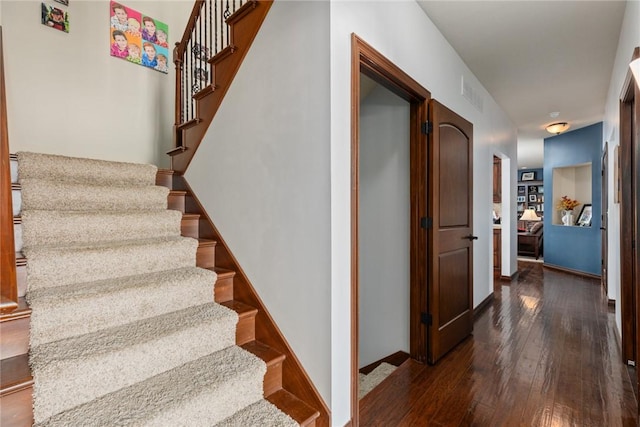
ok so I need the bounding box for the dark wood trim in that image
[543,263,602,280]
[174,1,206,60]
[0,26,18,314]
[171,175,330,427]
[359,351,410,375]
[473,293,494,320]
[500,272,518,282]
[350,34,360,427]
[351,33,431,427]
[620,47,640,366]
[171,1,273,173]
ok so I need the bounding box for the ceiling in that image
[416,0,627,168]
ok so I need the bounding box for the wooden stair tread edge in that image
[198,238,217,246]
[166,146,187,157]
[193,85,216,101]
[0,354,33,396]
[266,389,320,426]
[169,190,187,196]
[219,300,258,318]
[208,45,237,66]
[241,340,285,366]
[225,0,258,25]
[0,296,18,315]
[175,118,201,132]
[0,297,30,322]
[211,267,236,278]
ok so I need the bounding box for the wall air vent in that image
[461,76,484,113]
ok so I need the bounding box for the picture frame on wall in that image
[517,196,526,202]
[577,204,593,227]
[529,194,537,202]
[521,171,535,181]
[518,185,525,194]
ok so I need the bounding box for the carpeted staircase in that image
[17,151,298,426]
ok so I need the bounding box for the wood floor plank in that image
[358,262,638,426]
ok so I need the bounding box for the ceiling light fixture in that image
[631,56,640,89]
[546,122,570,135]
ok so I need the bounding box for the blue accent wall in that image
[543,122,602,275]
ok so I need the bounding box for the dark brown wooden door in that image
[427,100,474,364]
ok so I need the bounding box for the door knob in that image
[463,235,478,241]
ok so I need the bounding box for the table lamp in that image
[520,208,540,232]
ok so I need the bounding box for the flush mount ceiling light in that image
[546,122,570,135]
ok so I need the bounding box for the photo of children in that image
[42,3,69,33]
[109,2,168,74]
[110,30,129,58]
[110,2,128,31]
[126,44,141,64]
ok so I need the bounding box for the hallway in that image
[360,262,637,426]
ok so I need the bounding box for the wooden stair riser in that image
[196,240,216,268]
[220,301,257,346]
[0,387,33,427]
[213,268,235,303]
[0,317,29,360]
[181,214,200,238]
[168,190,186,213]
[241,341,285,396]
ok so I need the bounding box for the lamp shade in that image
[520,208,540,222]
[546,122,570,135]
[631,57,640,89]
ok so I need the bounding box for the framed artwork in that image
[42,3,69,33]
[110,1,169,74]
[577,204,593,227]
[521,171,535,181]
[529,194,537,202]
[518,185,525,194]
[517,196,526,202]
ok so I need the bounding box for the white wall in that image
[185,0,332,405]
[1,1,192,166]
[603,0,640,337]
[359,83,410,368]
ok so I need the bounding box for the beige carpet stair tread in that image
[24,236,198,290]
[19,179,169,212]
[35,346,266,427]
[27,267,217,346]
[216,399,298,426]
[31,303,239,422]
[17,152,158,186]
[21,210,183,246]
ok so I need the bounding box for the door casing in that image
[351,33,430,426]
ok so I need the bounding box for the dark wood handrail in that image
[175,1,206,61]
[0,25,18,313]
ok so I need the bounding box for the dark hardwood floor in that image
[360,262,637,426]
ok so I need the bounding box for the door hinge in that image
[421,312,432,325]
[421,121,433,135]
[421,217,433,229]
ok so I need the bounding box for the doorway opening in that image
[350,34,430,426]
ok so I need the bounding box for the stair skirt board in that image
[14,152,299,426]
